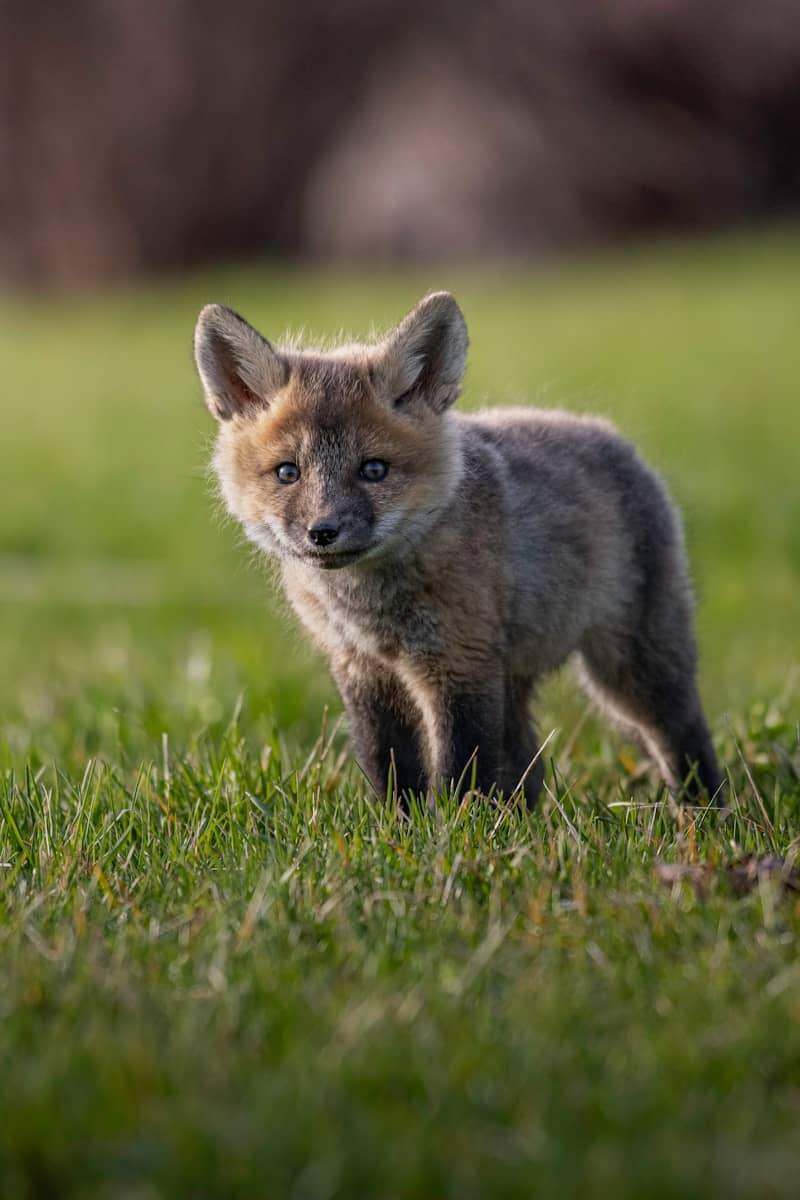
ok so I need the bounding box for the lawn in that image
[1,228,799,1198]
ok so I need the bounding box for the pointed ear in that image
[193,304,288,420]
[374,292,468,413]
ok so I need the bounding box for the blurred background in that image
[3,0,800,288]
[1,0,798,766]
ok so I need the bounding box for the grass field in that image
[1,228,799,1198]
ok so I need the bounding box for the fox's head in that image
[193,293,468,570]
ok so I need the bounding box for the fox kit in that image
[193,292,722,805]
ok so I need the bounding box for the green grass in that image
[1,228,799,1198]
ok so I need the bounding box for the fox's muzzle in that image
[307,520,340,547]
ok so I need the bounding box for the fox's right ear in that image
[374,292,469,414]
[193,305,288,420]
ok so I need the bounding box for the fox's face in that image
[194,294,468,569]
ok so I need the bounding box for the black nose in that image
[307,521,340,547]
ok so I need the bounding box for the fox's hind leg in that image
[577,624,722,802]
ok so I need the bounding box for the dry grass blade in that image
[654,855,800,899]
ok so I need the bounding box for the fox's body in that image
[194,293,721,804]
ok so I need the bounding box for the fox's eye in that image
[359,459,389,482]
[276,462,300,484]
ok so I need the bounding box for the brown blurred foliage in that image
[1,0,799,288]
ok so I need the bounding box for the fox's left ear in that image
[193,304,288,420]
[374,292,468,413]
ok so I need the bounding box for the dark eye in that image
[360,459,389,482]
[276,462,300,484]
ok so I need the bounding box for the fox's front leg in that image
[332,659,426,797]
[414,668,505,798]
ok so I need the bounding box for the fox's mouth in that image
[304,546,371,570]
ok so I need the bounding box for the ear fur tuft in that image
[193,304,287,420]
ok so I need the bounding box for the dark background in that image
[2,0,800,289]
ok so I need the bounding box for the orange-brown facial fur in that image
[210,328,465,570]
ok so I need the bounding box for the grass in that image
[1,227,799,1198]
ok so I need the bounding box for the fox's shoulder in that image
[455,406,621,466]
[462,406,617,439]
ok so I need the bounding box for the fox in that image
[193,291,723,806]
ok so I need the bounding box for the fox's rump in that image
[456,410,687,667]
